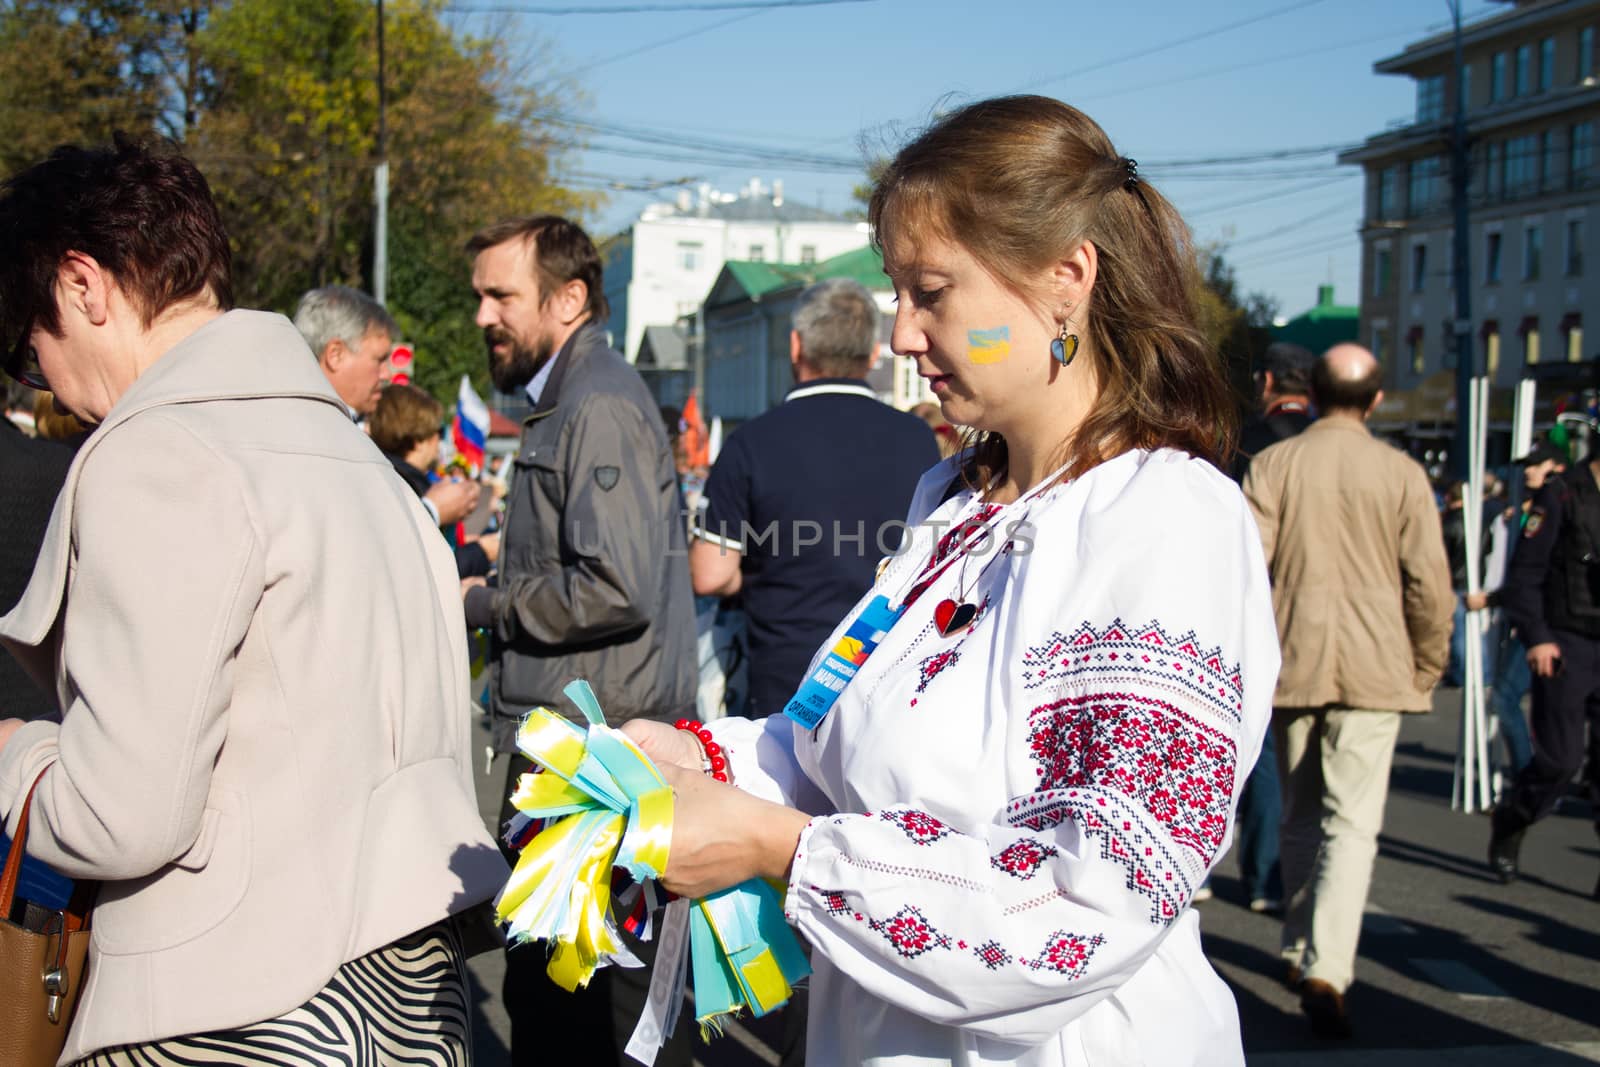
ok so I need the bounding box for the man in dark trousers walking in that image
[1489,448,1600,899]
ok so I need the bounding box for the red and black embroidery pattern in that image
[915,648,961,693]
[1025,691,1235,859]
[1003,619,1243,924]
[817,888,851,916]
[1021,930,1105,978]
[1010,789,1188,923]
[867,905,954,959]
[990,838,1060,880]
[1020,619,1245,725]
[973,939,1013,971]
[879,808,958,846]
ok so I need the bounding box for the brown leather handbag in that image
[1,768,94,1067]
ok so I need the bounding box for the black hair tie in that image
[1122,157,1139,191]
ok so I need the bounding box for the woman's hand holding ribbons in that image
[619,718,705,774]
[498,684,813,1054]
[651,762,811,899]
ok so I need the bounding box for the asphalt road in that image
[461,686,1600,1065]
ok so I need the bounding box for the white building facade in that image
[603,179,871,364]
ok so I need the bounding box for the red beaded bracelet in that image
[673,718,729,783]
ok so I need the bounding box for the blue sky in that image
[457,0,1503,320]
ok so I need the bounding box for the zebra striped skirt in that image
[76,919,472,1066]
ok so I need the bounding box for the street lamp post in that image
[372,0,390,305]
[1450,0,1474,478]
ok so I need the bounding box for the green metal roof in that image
[813,245,890,289]
[722,260,813,299]
[715,245,889,305]
[1271,284,1359,354]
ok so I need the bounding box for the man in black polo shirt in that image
[691,277,939,720]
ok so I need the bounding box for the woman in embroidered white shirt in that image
[626,95,1279,1066]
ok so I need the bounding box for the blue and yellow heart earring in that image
[1050,316,1079,367]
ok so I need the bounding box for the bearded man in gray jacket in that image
[462,214,696,1066]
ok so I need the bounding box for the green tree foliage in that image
[1196,243,1278,414]
[0,0,595,406]
[0,0,169,172]
[191,0,595,401]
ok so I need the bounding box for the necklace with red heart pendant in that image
[933,597,979,637]
[914,457,1075,641]
[931,514,1000,638]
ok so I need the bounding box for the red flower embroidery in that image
[1022,930,1105,978]
[915,649,961,694]
[867,906,953,959]
[880,808,957,845]
[990,839,1060,879]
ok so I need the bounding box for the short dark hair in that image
[1260,342,1314,396]
[466,215,609,324]
[0,135,232,356]
[1311,356,1383,413]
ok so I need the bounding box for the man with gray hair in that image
[294,284,400,420]
[296,284,478,526]
[693,278,938,718]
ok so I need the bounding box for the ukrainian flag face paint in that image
[967,326,1011,364]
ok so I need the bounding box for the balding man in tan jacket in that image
[1243,343,1452,1041]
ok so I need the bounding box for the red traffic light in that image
[389,343,414,386]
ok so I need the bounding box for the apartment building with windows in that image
[1339,0,1600,402]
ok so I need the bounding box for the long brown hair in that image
[868,95,1236,485]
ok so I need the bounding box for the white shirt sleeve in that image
[705,714,834,815]
[781,454,1279,1043]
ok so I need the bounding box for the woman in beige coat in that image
[0,141,507,1064]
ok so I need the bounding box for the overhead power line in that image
[1220,197,1362,250]
[446,0,868,13]
[1143,144,1355,169]
[1074,24,1419,104]
[1014,0,1336,93]
[554,10,759,76]
[1183,174,1357,219]
[1233,231,1358,271]
[541,107,1363,179]
[1216,222,1362,263]
[1150,166,1347,181]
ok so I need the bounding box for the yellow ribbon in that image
[493,690,676,993]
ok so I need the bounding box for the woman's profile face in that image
[30,306,99,423]
[886,234,1060,434]
[417,431,443,470]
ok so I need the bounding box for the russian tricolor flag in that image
[452,374,489,474]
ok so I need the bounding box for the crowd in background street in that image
[0,106,1595,1067]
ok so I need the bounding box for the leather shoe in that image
[1487,807,1526,884]
[1299,978,1353,1040]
